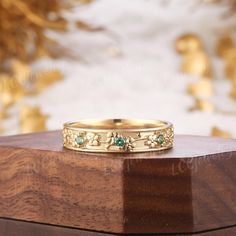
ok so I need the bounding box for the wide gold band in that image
[63,119,174,153]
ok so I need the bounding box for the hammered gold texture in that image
[63,119,174,153]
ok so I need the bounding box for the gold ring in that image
[63,119,174,153]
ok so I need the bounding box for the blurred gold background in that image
[0,0,236,138]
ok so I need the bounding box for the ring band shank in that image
[63,119,174,153]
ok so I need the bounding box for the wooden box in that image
[0,131,235,235]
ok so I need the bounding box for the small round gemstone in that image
[115,137,125,147]
[75,136,84,145]
[157,134,165,144]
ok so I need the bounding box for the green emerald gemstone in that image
[157,134,165,144]
[115,137,125,147]
[75,136,84,145]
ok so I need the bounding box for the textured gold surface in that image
[63,119,174,153]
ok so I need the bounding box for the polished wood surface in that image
[0,131,235,234]
[0,218,235,236]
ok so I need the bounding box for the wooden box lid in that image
[0,131,235,234]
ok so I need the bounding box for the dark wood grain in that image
[0,218,235,236]
[122,153,236,233]
[0,218,110,236]
[0,131,235,234]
